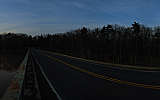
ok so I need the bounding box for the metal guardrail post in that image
[19,49,40,100]
[18,49,30,100]
[18,49,61,100]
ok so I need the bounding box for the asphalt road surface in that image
[32,49,160,100]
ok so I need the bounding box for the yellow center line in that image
[42,50,160,72]
[43,54,160,90]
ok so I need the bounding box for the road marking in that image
[44,54,160,90]
[32,52,62,100]
[41,50,160,72]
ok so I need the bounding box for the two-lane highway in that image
[32,49,160,100]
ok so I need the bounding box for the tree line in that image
[1,22,160,67]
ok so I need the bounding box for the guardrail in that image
[18,50,38,100]
[2,49,30,100]
[18,50,61,100]
[32,51,61,100]
[18,49,30,100]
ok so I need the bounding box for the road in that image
[32,49,160,100]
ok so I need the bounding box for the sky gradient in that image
[0,0,159,34]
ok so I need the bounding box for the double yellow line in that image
[43,53,160,90]
[43,50,160,72]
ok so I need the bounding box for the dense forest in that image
[1,22,160,67]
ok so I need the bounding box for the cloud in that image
[72,2,85,9]
[0,0,159,34]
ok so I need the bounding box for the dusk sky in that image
[0,0,159,34]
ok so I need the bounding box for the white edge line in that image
[32,52,62,100]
